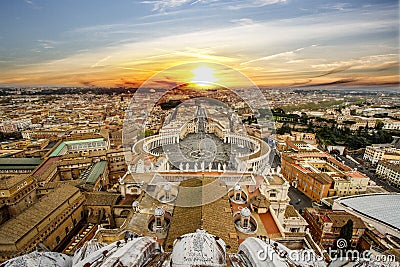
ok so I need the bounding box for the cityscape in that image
[0,0,399,267]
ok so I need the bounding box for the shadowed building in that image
[303,207,366,249]
[0,184,85,262]
[0,158,42,174]
[0,174,37,217]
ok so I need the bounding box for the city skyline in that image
[0,0,399,88]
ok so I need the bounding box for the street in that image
[288,186,313,213]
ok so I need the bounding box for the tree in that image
[339,219,353,250]
[277,124,291,135]
[144,129,154,137]
[375,120,384,130]
[300,112,308,125]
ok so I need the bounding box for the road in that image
[288,186,313,213]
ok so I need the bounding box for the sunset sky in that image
[0,0,398,88]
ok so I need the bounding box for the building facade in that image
[0,174,37,217]
[363,144,400,165]
[303,208,366,249]
[0,185,85,262]
[281,153,369,201]
[376,161,400,187]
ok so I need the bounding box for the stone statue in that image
[186,162,190,172]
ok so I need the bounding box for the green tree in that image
[277,124,291,135]
[375,120,384,130]
[144,129,154,137]
[300,112,308,125]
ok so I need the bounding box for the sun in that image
[191,66,218,86]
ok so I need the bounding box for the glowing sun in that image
[191,66,218,86]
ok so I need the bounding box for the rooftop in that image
[165,178,239,252]
[0,158,42,170]
[284,205,300,218]
[84,191,120,206]
[32,156,60,176]
[0,185,80,244]
[335,193,400,231]
[48,138,105,157]
[85,161,107,184]
[0,174,30,190]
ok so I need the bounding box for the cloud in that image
[118,78,140,88]
[290,79,312,86]
[148,48,237,62]
[24,0,42,10]
[79,80,94,87]
[230,18,254,26]
[91,56,112,68]
[241,45,317,65]
[142,0,203,11]
[143,0,286,11]
[227,0,287,10]
[320,2,352,12]
[314,65,352,77]
[36,39,62,50]
[311,54,399,73]
[0,2,397,88]
[305,78,357,87]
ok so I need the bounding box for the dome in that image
[74,236,161,267]
[3,251,72,267]
[234,184,241,191]
[154,207,165,216]
[132,201,140,207]
[72,239,106,265]
[240,207,251,217]
[171,229,226,267]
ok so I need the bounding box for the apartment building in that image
[376,161,400,187]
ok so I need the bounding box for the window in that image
[65,227,69,234]
[56,236,60,244]
[156,217,162,227]
[243,218,249,228]
[235,193,241,201]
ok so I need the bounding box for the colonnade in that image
[224,134,260,152]
[143,135,179,155]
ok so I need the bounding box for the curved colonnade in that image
[133,118,271,173]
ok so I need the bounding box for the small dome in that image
[132,201,139,207]
[240,207,251,217]
[234,184,241,191]
[163,183,172,191]
[154,207,165,216]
